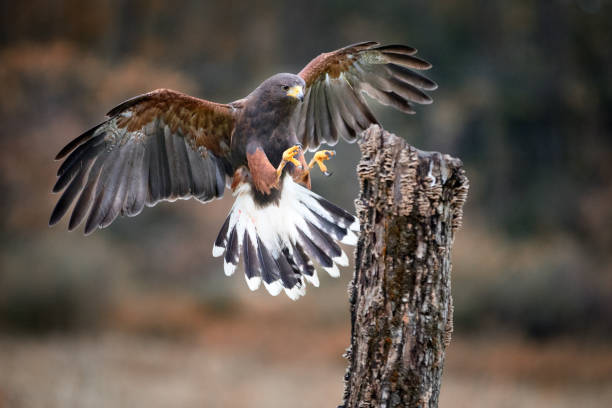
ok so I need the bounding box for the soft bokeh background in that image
[1,1,611,407]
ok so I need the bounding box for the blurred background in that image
[1,0,611,407]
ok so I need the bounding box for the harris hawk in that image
[49,41,436,299]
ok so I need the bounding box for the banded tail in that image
[212,176,359,300]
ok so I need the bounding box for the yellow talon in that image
[283,145,302,167]
[276,144,303,179]
[308,150,336,176]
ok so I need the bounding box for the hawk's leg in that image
[308,150,336,176]
[276,144,303,180]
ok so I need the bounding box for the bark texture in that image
[341,125,469,408]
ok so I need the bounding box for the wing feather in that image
[68,152,108,230]
[324,81,353,142]
[85,144,129,233]
[316,81,338,145]
[50,89,237,233]
[297,42,436,150]
[49,163,89,226]
[53,134,106,191]
[123,140,148,217]
[303,81,318,148]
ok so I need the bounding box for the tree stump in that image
[341,125,469,408]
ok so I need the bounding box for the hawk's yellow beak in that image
[287,85,304,101]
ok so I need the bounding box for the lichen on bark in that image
[340,125,469,408]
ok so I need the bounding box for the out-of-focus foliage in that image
[0,0,611,340]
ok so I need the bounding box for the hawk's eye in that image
[282,85,289,91]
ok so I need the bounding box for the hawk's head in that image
[255,73,305,105]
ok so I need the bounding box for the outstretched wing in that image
[295,41,437,150]
[50,89,236,234]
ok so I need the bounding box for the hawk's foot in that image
[276,144,303,180]
[309,150,336,176]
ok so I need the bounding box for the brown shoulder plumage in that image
[109,89,235,157]
[298,41,379,87]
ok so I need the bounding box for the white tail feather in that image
[213,176,358,300]
[264,280,283,296]
[224,260,237,276]
[304,270,320,287]
[245,275,261,291]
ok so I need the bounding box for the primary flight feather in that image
[49,41,436,300]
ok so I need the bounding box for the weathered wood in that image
[340,125,469,408]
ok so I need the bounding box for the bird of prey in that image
[49,41,436,299]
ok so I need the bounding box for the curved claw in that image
[323,171,333,177]
[308,149,336,175]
